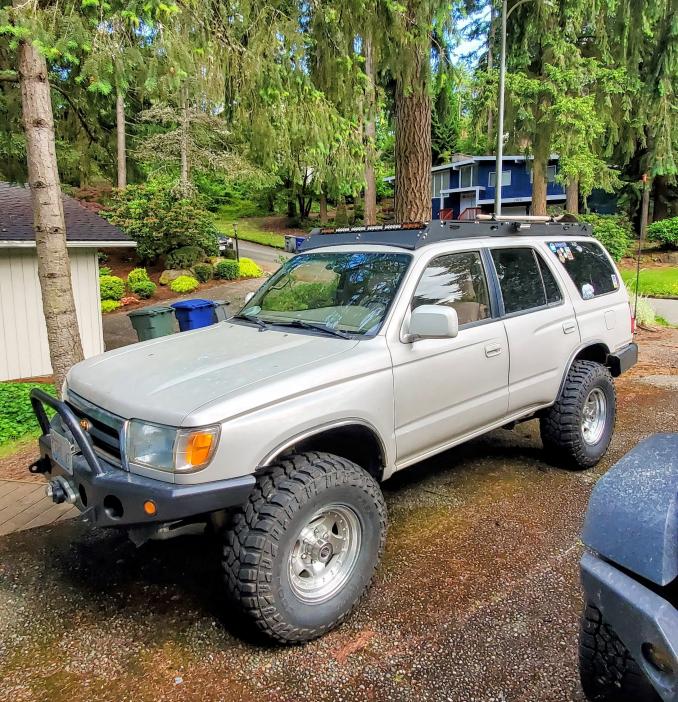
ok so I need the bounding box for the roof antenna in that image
[634,173,650,323]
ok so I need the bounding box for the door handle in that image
[562,321,577,334]
[485,343,502,357]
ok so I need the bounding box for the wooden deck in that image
[0,479,75,536]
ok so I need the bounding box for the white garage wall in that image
[0,247,104,381]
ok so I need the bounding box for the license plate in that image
[51,430,74,475]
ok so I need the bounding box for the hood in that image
[67,321,357,426]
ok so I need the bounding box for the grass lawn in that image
[214,214,286,249]
[620,266,678,298]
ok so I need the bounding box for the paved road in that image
[237,240,291,264]
[649,297,678,325]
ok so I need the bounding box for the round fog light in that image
[143,500,157,516]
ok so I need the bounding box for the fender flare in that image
[556,340,611,398]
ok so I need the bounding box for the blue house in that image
[386,154,567,220]
[430,154,565,219]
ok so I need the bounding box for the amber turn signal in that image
[143,500,157,516]
[185,432,215,467]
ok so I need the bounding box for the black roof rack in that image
[299,219,592,252]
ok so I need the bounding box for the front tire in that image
[540,360,616,469]
[223,451,387,643]
[579,602,660,702]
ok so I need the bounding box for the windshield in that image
[238,251,412,336]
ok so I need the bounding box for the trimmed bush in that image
[0,382,55,445]
[127,267,150,286]
[578,214,632,261]
[101,299,122,313]
[214,259,239,280]
[129,280,157,299]
[165,246,207,269]
[648,217,678,249]
[99,275,125,301]
[238,257,264,278]
[192,262,214,283]
[169,275,199,294]
[98,266,112,276]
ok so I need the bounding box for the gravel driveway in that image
[0,329,676,702]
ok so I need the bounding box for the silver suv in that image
[30,219,637,643]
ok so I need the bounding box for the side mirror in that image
[407,305,459,340]
[244,292,255,303]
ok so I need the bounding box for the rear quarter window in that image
[547,241,620,299]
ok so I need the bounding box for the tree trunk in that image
[319,190,328,225]
[640,174,652,239]
[180,90,190,194]
[566,178,579,215]
[531,128,549,216]
[652,174,670,221]
[116,89,127,189]
[394,50,432,223]
[287,193,297,219]
[18,38,83,394]
[363,33,377,226]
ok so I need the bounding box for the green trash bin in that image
[127,305,175,342]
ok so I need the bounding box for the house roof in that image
[0,182,135,248]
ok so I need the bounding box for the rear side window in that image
[491,247,561,314]
[547,241,619,299]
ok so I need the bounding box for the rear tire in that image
[579,602,660,702]
[540,360,616,469]
[222,451,387,643]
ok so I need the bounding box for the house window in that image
[488,170,511,188]
[431,171,448,198]
[459,165,474,188]
[530,164,558,183]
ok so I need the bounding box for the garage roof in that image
[0,182,135,247]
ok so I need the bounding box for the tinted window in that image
[547,241,618,299]
[536,253,563,304]
[412,251,491,326]
[491,248,547,313]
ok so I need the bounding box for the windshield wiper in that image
[274,320,352,339]
[232,314,269,332]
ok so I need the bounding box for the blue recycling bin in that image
[170,299,216,332]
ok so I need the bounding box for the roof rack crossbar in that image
[298,219,592,252]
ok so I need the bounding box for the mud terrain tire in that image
[223,451,387,644]
[579,602,660,702]
[540,360,616,469]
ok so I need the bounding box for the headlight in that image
[126,420,220,473]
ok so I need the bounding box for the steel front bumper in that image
[581,551,678,702]
[30,389,255,529]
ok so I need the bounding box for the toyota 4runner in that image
[29,219,638,643]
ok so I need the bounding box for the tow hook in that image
[46,477,77,505]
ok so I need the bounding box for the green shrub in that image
[127,267,150,286]
[648,217,678,248]
[98,266,112,276]
[129,280,157,299]
[192,263,214,283]
[101,299,122,313]
[222,247,237,260]
[578,214,632,261]
[102,181,220,264]
[165,246,206,269]
[238,257,263,278]
[99,275,125,301]
[169,275,199,293]
[0,382,55,445]
[214,259,239,280]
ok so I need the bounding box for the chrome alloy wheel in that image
[288,504,362,604]
[581,388,607,445]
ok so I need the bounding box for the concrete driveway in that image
[0,328,676,702]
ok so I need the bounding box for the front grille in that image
[65,392,125,468]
